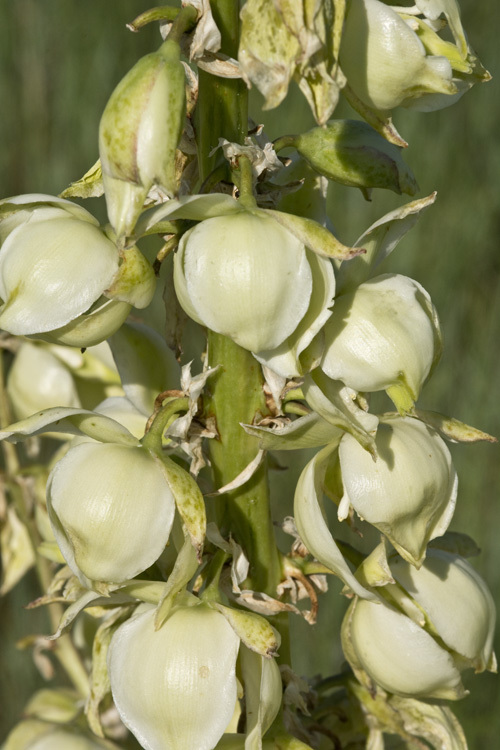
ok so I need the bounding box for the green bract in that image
[294,120,418,195]
[321,273,441,413]
[99,40,186,238]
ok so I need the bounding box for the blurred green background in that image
[0,0,498,746]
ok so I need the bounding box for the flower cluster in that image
[0,1,494,749]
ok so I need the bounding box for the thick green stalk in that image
[195,2,247,183]
[205,333,280,594]
[194,1,281,598]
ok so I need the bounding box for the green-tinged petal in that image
[86,609,127,738]
[0,193,99,233]
[37,297,131,348]
[293,444,378,600]
[242,411,342,451]
[151,452,206,557]
[415,409,497,443]
[60,159,104,199]
[415,0,467,58]
[303,371,378,455]
[239,0,301,109]
[108,321,179,415]
[154,529,199,628]
[47,442,175,585]
[336,193,436,294]
[0,406,139,445]
[240,645,282,750]
[108,603,240,750]
[0,218,119,335]
[390,695,468,750]
[92,397,148,440]
[105,244,156,309]
[0,506,35,595]
[347,597,466,699]
[338,415,458,567]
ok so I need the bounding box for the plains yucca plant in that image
[0,1,496,749]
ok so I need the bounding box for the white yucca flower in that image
[343,549,496,700]
[0,195,155,347]
[47,441,176,587]
[173,210,335,375]
[341,0,458,111]
[338,415,457,567]
[321,273,441,413]
[108,598,240,750]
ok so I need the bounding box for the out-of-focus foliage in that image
[1,0,498,746]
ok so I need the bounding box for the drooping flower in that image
[343,549,496,699]
[108,598,241,750]
[340,0,488,113]
[321,273,441,413]
[173,209,335,377]
[0,195,155,347]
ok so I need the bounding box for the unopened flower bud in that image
[321,274,441,413]
[47,442,176,587]
[344,549,496,699]
[294,120,418,195]
[99,41,186,237]
[338,415,457,566]
[0,196,131,347]
[174,210,334,358]
[340,0,457,112]
[108,598,240,750]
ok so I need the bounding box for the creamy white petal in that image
[254,249,335,377]
[350,598,465,699]
[7,342,80,420]
[391,550,496,671]
[0,217,119,334]
[294,445,378,600]
[175,212,313,352]
[339,416,458,566]
[108,603,240,750]
[47,442,175,585]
